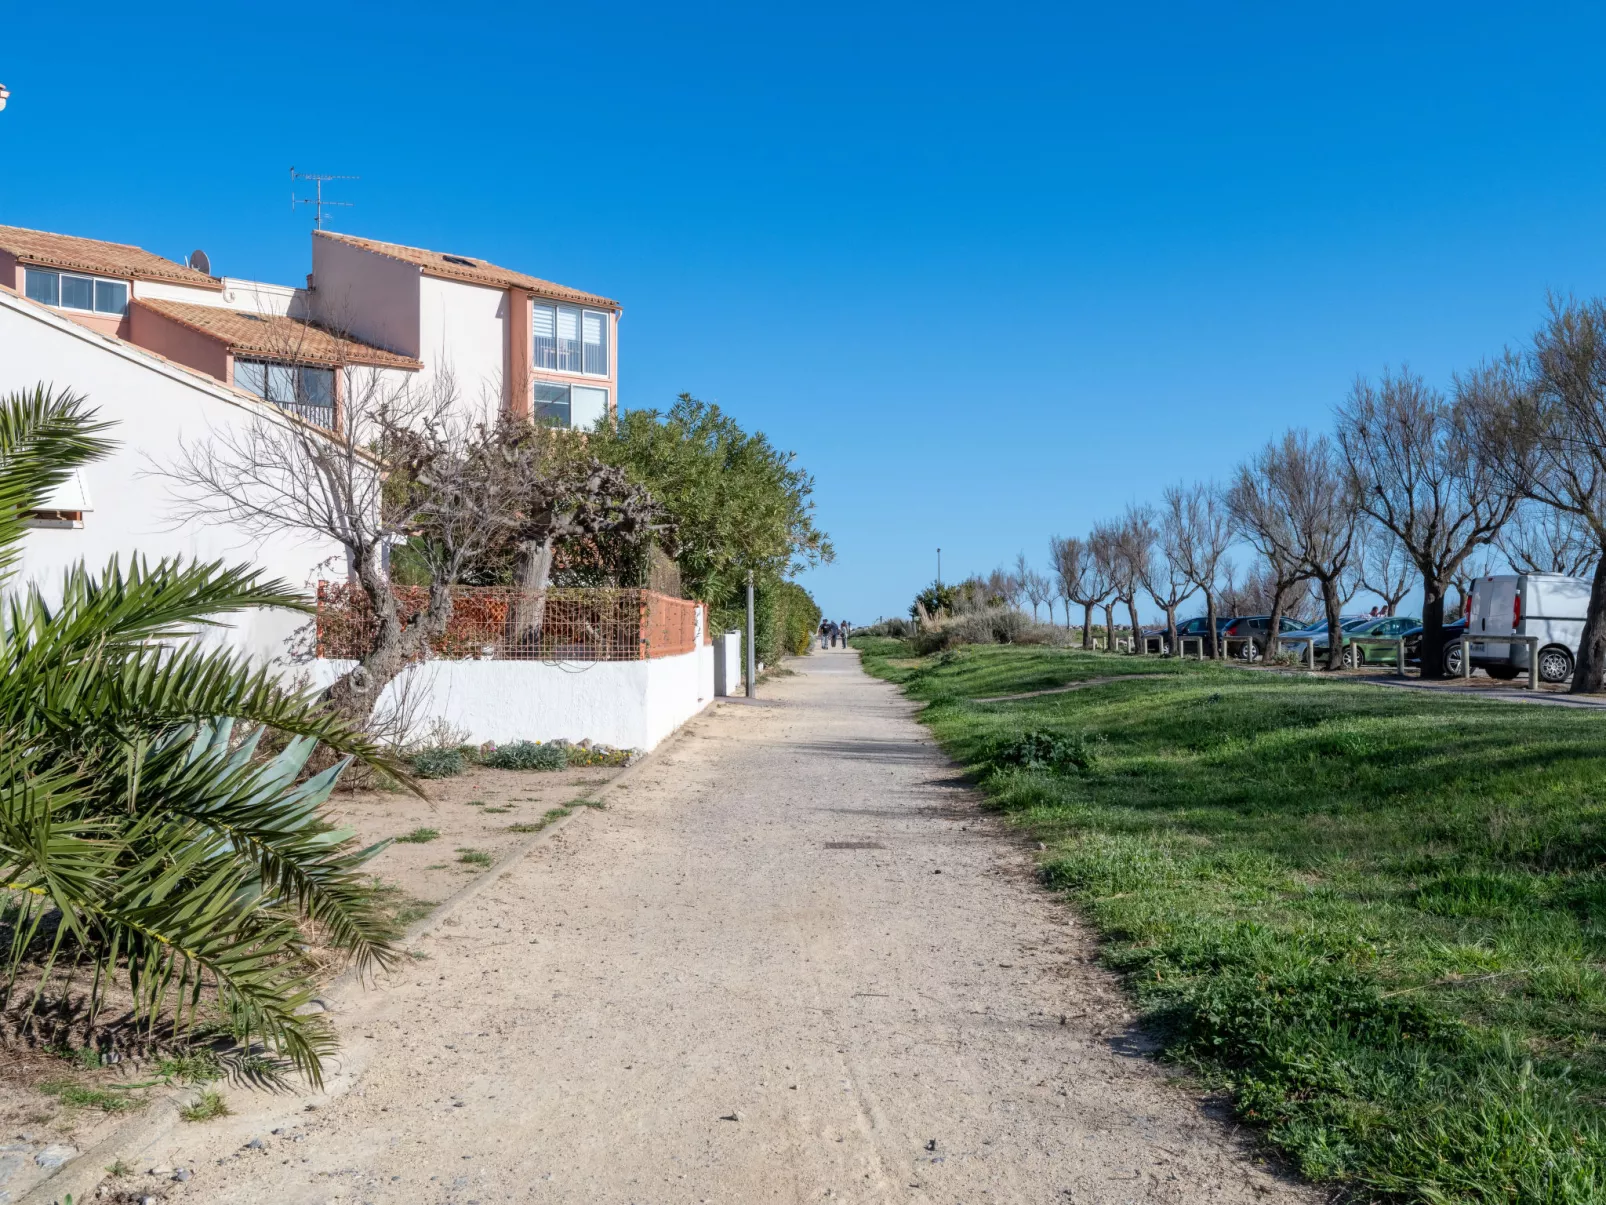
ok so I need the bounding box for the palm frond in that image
[0,386,116,585]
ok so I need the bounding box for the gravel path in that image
[147,647,1314,1204]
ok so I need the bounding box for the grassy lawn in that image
[854,636,1606,1205]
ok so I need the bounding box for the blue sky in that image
[6,3,1606,622]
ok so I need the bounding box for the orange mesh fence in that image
[315,583,705,662]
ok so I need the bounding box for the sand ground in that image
[136,647,1317,1205]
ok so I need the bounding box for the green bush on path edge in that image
[853,636,1606,1205]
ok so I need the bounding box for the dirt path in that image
[142,648,1313,1205]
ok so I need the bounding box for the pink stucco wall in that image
[127,304,230,384]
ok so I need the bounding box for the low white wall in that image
[310,643,715,751]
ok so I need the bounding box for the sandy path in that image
[147,647,1313,1205]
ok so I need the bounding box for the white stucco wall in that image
[0,291,348,668]
[310,234,422,358]
[308,643,716,751]
[130,279,233,306]
[418,275,507,410]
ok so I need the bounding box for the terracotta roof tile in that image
[316,231,617,308]
[133,298,422,370]
[0,224,222,289]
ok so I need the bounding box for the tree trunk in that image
[1126,595,1142,654]
[1081,602,1094,649]
[1204,589,1218,658]
[506,536,556,652]
[1165,605,1179,656]
[323,557,455,730]
[1571,551,1606,693]
[1320,575,1344,670]
[1266,581,1288,662]
[1419,575,1449,680]
[1103,601,1117,652]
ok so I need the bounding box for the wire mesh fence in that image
[315,583,707,662]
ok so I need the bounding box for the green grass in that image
[456,847,493,866]
[395,826,440,843]
[38,1080,135,1113]
[180,1088,229,1122]
[854,636,1606,1204]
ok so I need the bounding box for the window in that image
[23,268,128,314]
[532,382,610,429]
[235,358,336,428]
[533,303,610,376]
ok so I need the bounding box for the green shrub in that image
[989,728,1100,774]
[484,740,568,771]
[410,747,467,778]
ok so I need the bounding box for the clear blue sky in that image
[6,3,1606,622]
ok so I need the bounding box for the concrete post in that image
[1528,637,1539,690]
[1396,637,1406,677]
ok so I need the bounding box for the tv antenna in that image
[290,167,356,230]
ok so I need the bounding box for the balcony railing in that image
[314,583,707,662]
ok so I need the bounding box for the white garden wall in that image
[309,643,716,752]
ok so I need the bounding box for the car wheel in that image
[1443,644,1464,676]
[1539,646,1574,684]
[1343,645,1363,669]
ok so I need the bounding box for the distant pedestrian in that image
[840,620,852,643]
[818,621,829,650]
[828,622,841,648]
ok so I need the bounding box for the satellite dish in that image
[188,249,211,275]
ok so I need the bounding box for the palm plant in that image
[0,384,408,1084]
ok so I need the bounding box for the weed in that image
[482,805,512,814]
[543,807,572,823]
[506,823,543,834]
[180,1089,229,1122]
[988,728,1100,773]
[407,949,430,960]
[39,1081,133,1113]
[395,827,440,844]
[484,741,568,771]
[410,747,466,779]
[456,848,493,867]
[105,1159,134,1177]
[156,1052,221,1083]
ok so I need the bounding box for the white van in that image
[1463,573,1590,683]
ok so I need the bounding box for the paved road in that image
[151,648,1310,1204]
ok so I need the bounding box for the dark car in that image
[1401,617,1472,671]
[1220,614,1307,658]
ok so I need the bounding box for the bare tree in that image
[1143,503,1196,654]
[1335,367,1521,678]
[1052,536,1109,649]
[1110,509,1157,652]
[1090,522,1126,650]
[1227,457,1308,658]
[1163,481,1232,654]
[1468,300,1606,688]
[1498,499,1594,576]
[1050,536,1083,630]
[480,422,665,647]
[1015,555,1052,623]
[1356,523,1413,615]
[163,363,517,726]
[1247,430,1361,669]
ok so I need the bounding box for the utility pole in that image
[745,571,757,698]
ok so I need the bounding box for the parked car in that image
[1278,616,1370,659]
[1459,573,1588,682]
[1402,617,1467,668]
[1137,616,1218,654]
[1220,614,1307,658]
[1325,614,1422,666]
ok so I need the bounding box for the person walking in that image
[839,619,852,643]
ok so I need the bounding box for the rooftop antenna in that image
[290,167,356,230]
